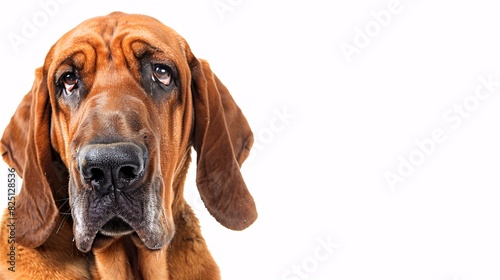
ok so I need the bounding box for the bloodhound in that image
[0,12,257,279]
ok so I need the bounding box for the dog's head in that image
[0,12,256,252]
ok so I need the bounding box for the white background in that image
[1,0,500,279]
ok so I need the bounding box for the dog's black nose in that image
[78,143,146,194]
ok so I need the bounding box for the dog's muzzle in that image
[71,141,169,253]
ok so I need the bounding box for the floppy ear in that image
[191,59,257,230]
[0,68,59,248]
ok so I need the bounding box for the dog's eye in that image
[152,65,172,86]
[62,72,79,95]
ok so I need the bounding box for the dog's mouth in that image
[99,217,135,237]
[71,176,173,253]
[74,208,170,253]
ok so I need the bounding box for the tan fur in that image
[0,152,221,280]
[0,214,90,279]
[0,12,256,279]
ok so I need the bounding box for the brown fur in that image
[0,12,256,279]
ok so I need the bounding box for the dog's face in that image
[48,13,196,252]
[1,12,256,252]
[47,13,194,252]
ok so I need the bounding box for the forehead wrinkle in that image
[58,19,121,68]
[114,36,180,88]
[121,33,180,56]
[50,34,109,73]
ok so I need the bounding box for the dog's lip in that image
[71,176,171,253]
[73,209,170,253]
[75,218,169,253]
[98,216,135,237]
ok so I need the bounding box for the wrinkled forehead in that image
[45,12,187,74]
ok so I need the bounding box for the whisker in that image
[57,198,70,211]
[55,214,69,234]
[54,184,69,195]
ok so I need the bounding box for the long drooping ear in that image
[191,59,257,230]
[0,68,59,248]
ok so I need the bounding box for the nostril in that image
[90,168,105,182]
[118,166,138,181]
[82,167,109,193]
[85,168,106,189]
